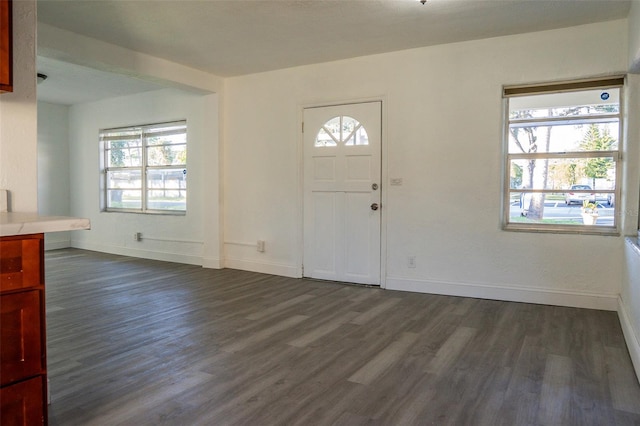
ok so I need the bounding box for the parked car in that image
[565,185,594,205]
[607,193,615,207]
[594,193,609,203]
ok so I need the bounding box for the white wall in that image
[224,20,633,310]
[38,101,71,249]
[622,239,640,381]
[629,0,640,73]
[619,72,640,381]
[68,88,221,266]
[0,0,37,212]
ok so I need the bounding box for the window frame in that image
[101,120,187,215]
[501,77,624,235]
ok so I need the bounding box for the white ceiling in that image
[36,56,167,105]
[36,0,633,105]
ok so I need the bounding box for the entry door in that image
[303,102,381,285]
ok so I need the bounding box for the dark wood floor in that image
[44,249,640,425]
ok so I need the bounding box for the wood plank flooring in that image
[44,249,640,425]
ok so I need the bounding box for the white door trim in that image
[297,97,387,288]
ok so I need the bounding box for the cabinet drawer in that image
[0,291,44,386]
[0,376,45,425]
[0,235,43,292]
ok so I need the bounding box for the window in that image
[503,77,624,234]
[315,115,369,147]
[101,121,187,214]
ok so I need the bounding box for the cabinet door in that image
[0,291,43,386]
[0,0,12,93]
[0,376,45,425]
[0,236,43,292]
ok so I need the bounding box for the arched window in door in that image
[315,116,369,147]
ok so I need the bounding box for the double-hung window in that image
[503,77,624,234]
[101,121,187,214]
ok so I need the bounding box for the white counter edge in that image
[0,212,91,237]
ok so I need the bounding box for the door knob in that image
[371,203,379,211]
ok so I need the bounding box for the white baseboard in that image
[202,257,222,269]
[224,257,299,278]
[71,240,203,266]
[618,296,640,383]
[386,276,619,311]
[44,240,71,251]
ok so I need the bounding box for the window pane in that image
[107,189,141,210]
[315,128,337,147]
[509,157,615,191]
[508,122,618,154]
[106,169,142,189]
[144,123,187,144]
[341,116,357,138]
[344,125,369,146]
[509,88,620,119]
[508,191,615,227]
[323,117,342,141]
[106,143,142,167]
[146,168,187,211]
[147,144,187,166]
[147,190,186,211]
[145,132,186,147]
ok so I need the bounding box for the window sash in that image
[508,115,619,127]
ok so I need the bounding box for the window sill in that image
[504,223,620,236]
[626,236,640,257]
[103,209,186,216]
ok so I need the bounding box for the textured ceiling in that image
[37,0,632,78]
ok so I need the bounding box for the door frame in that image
[297,96,388,288]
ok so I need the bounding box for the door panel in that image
[303,102,381,285]
[344,191,371,278]
[312,191,338,277]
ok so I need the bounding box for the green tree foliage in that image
[580,125,614,188]
[110,140,127,167]
[510,163,523,188]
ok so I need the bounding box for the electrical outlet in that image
[257,240,265,252]
[133,232,141,241]
[408,256,416,268]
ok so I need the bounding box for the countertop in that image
[0,212,91,237]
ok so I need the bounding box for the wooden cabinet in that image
[0,0,12,93]
[0,234,47,425]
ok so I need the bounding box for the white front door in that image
[303,102,381,285]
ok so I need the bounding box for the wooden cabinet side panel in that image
[0,0,12,93]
